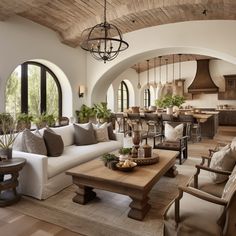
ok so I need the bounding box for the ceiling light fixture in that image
[172,54,175,86]
[158,56,162,87]
[178,54,183,87]
[80,0,129,63]
[137,63,141,89]
[147,60,150,89]
[153,58,157,88]
[166,58,171,87]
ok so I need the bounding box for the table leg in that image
[73,185,96,205]
[165,165,178,178]
[128,195,151,220]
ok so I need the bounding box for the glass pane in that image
[5,66,21,118]
[46,72,59,117]
[28,65,41,117]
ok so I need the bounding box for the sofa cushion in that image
[43,128,64,157]
[47,140,122,178]
[74,123,97,145]
[222,165,236,200]
[209,146,236,183]
[107,122,116,140]
[23,129,47,155]
[50,124,74,147]
[164,123,183,141]
[92,122,109,142]
[13,131,27,152]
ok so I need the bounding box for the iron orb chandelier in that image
[80,0,129,63]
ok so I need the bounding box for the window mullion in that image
[41,67,47,114]
[21,63,28,113]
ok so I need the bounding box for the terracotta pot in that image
[131,106,140,113]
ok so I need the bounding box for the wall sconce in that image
[78,85,85,98]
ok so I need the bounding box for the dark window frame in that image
[118,81,129,112]
[20,61,62,116]
[144,88,151,108]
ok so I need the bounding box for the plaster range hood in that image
[188,59,219,94]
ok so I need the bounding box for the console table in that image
[0,158,26,207]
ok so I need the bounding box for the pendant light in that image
[153,58,157,88]
[137,63,141,89]
[166,58,171,87]
[158,56,162,87]
[178,54,182,87]
[80,0,129,63]
[146,60,150,88]
[172,54,175,86]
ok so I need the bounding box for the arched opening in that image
[5,60,72,118]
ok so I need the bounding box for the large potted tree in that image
[155,95,185,114]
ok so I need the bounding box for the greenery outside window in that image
[5,62,62,118]
[144,88,150,108]
[117,81,129,112]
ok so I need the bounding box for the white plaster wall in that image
[87,20,236,106]
[0,16,86,117]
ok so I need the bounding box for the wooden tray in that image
[131,153,159,166]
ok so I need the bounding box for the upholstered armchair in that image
[190,144,235,197]
[164,166,236,236]
[153,121,189,164]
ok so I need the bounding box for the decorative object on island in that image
[155,95,185,115]
[93,102,112,124]
[16,113,33,131]
[118,147,132,161]
[80,0,129,63]
[0,113,18,160]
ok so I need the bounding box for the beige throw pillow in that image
[209,146,236,183]
[222,165,236,200]
[22,129,47,156]
[92,122,109,142]
[164,123,183,141]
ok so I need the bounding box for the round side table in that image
[0,158,26,207]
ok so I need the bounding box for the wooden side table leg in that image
[165,165,178,178]
[73,185,96,205]
[128,195,151,220]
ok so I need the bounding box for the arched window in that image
[5,61,62,117]
[117,81,129,112]
[144,88,150,108]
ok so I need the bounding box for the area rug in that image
[9,158,200,236]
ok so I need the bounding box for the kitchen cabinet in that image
[218,110,236,125]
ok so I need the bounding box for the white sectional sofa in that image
[13,124,123,200]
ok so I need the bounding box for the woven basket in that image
[131,153,159,166]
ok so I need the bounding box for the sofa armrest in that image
[13,150,48,199]
[115,132,124,146]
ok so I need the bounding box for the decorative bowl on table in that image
[116,160,137,172]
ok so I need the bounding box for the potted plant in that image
[155,95,185,114]
[0,113,18,159]
[101,153,119,168]
[34,113,56,128]
[16,113,33,130]
[118,147,132,161]
[75,104,95,123]
[93,102,112,123]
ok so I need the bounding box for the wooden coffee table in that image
[66,149,178,221]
